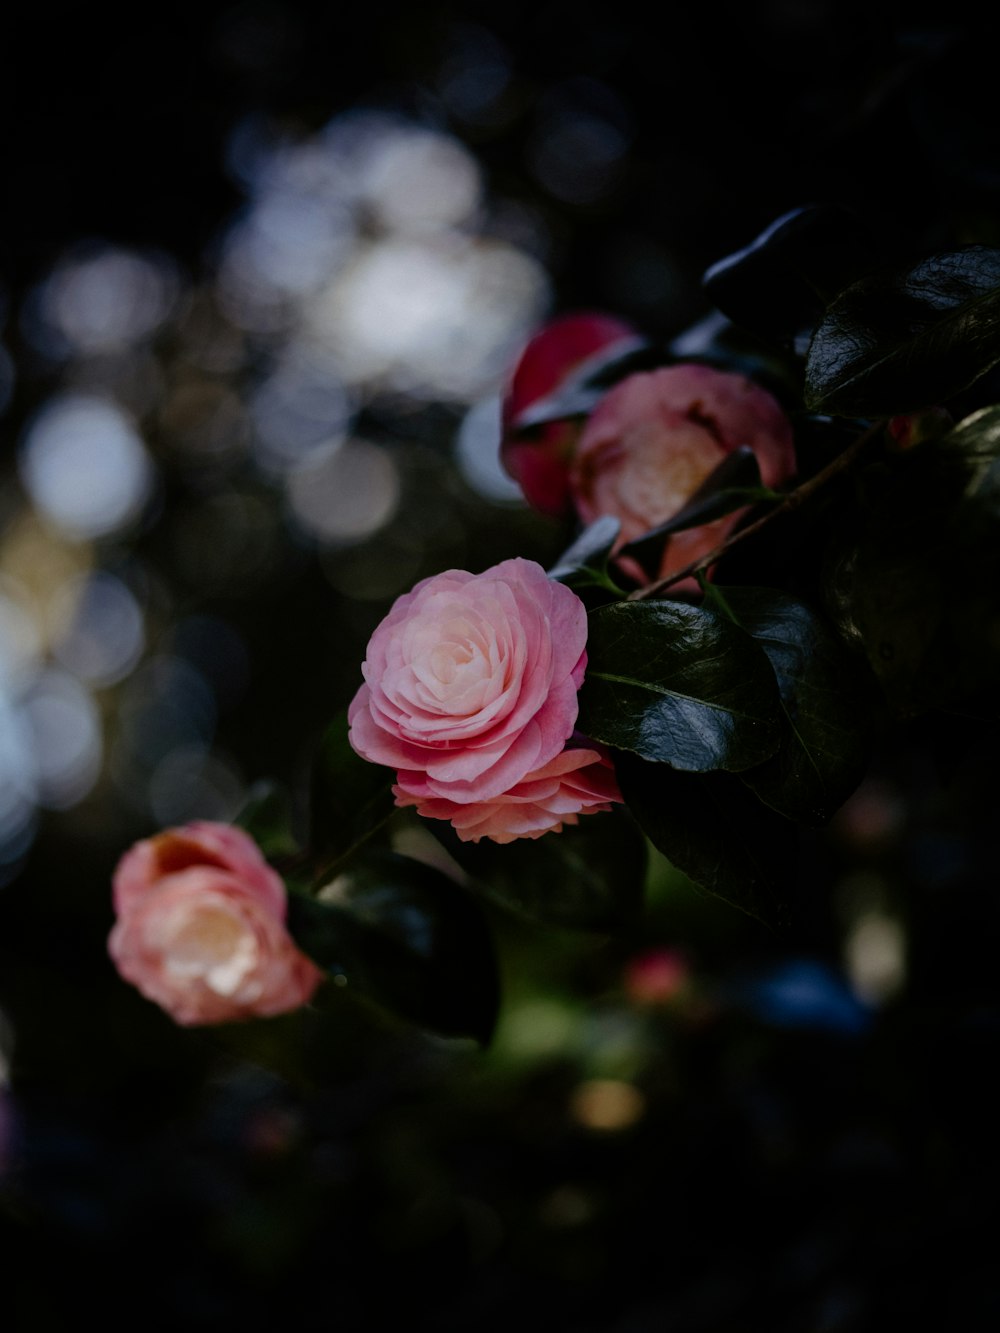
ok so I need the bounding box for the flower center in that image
[406,608,507,716]
[617,422,723,524]
[161,901,260,997]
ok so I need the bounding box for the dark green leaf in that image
[577,600,782,771]
[615,752,796,928]
[715,587,872,825]
[937,401,1000,468]
[824,406,1000,717]
[309,708,396,865]
[426,805,646,931]
[511,338,662,431]
[620,447,769,572]
[668,313,804,402]
[547,515,623,591]
[287,850,499,1044]
[703,203,882,345]
[234,780,301,861]
[661,444,763,517]
[805,246,1000,415]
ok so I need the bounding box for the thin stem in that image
[628,422,882,601]
[308,800,398,892]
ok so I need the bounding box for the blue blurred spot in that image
[727,959,873,1036]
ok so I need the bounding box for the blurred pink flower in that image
[108,822,323,1026]
[501,311,643,518]
[570,364,796,586]
[623,947,691,1006]
[349,558,621,842]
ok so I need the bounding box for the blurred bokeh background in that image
[2,3,999,1328]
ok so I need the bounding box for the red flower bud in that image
[501,312,643,517]
[886,407,952,451]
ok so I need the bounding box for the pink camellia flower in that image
[570,363,796,586]
[394,739,621,843]
[501,312,644,518]
[108,821,324,1027]
[349,557,622,842]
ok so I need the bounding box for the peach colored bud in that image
[501,312,643,518]
[108,822,323,1026]
[570,364,796,587]
[112,820,286,918]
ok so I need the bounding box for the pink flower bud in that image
[501,312,643,518]
[108,822,324,1026]
[570,364,797,587]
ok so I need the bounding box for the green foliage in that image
[287,849,499,1045]
[577,599,783,771]
[213,210,1000,1037]
[427,806,647,932]
[805,247,1000,415]
[711,586,873,825]
[619,447,774,577]
[614,754,796,927]
[825,406,1000,718]
[702,203,883,344]
[308,709,396,868]
[234,780,302,862]
[547,515,625,597]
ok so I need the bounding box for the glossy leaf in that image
[824,406,1000,717]
[547,515,623,591]
[620,447,769,571]
[805,246,1000,416]
[577,599,782,771]
[714,586,872,825]
[287,849,499,1044]
[939,402,1000,468]
[428,806,646,931]
[615,753,796,928]
[667,311,804,403]
[309,708,397,865]
[703,204,882,344]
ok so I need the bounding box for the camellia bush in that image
[106,203,1000,1044]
